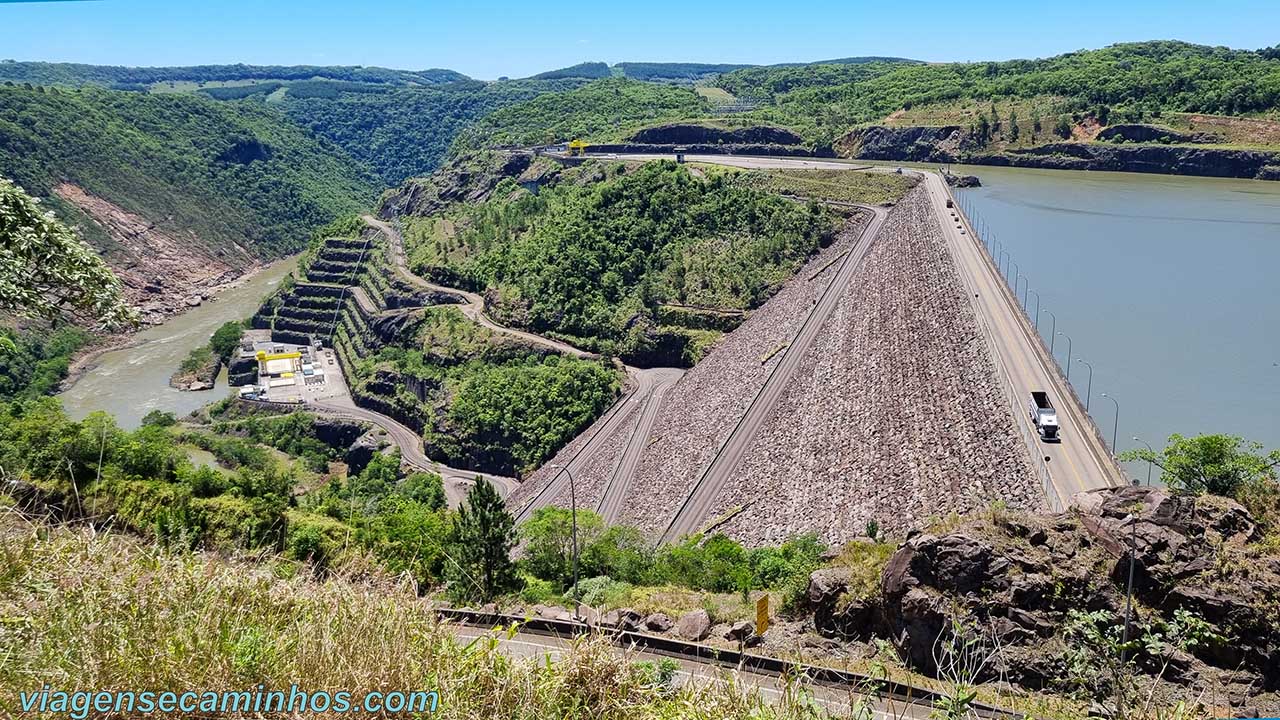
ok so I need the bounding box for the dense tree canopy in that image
[0,85,377,260]
[0,177,133,329]
[714,41,1280,146]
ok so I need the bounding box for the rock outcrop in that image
[833,125,1280,181]
[629,123,804,146]
[1095,123,1221,145]
[804,487,1279,706]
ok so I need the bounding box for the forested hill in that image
[0,84,378,260]
[713,41,1280,145]
[0,60,468,89]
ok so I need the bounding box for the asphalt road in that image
[514,365,685,524]
[310,397,517,505]
[590,152,1120,517]
[447,624,934,719]
[658,202,890,543]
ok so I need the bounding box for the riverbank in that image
[58,256,298,428]
[836,125,1280,180]
[58,259,289,394]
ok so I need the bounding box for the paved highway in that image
[590,152,1121,516]
[447,624,934,719]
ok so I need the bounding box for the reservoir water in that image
[58,256,297,428]
[953,166,1280,474]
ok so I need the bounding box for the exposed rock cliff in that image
[629,123,804,146]
[804,486,1279,710]
[833,125,1280,180]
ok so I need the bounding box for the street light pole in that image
[1133,437,1156,486]
[1077,358,1094,411]
[1041,309,1056,353]
[1009,260,1020,288]
[550,463,580,621]
[1015,273,1027,308]
[1057,331,1073,380]
[1118,433,1140,665]
[998,249,1009,278]
[1027,289,1041,330]
[1101,393,1120,453]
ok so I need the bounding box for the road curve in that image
[309,397,517,505]
[361,215,597,360]
[355,215,689,513]
[659,202,890,543]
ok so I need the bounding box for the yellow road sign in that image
[755,595,769,636]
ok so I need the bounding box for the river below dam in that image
[951,165,1280,476]
[58,256,297,428]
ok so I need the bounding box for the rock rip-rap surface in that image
[708,186,1039,545]
[617,210,874,535]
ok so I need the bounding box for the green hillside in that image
[0,84,378,259]
[0,60,468,89]
[457,78,708,148]
[714,41,1280,145]
[402,159,836,365]
[279,79,585,185]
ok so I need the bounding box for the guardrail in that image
[947,184,1127,490]
[933,186,1062,511]
[436,607,1030,720]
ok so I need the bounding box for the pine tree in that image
[447,476,518,602]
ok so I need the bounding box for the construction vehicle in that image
[1028,391,1060,441]
[567,140,589,156]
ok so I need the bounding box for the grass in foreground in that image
[0,516,861,719]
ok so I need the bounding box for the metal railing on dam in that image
[946,181,1128,499]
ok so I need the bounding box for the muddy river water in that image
[58,256,297,428]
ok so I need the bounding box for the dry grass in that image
[0,515,847,719]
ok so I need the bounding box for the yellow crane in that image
[567,139,589,156]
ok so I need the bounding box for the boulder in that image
[643,613,673,633]
[674,609,711,642]
[537,605,567,621]
[726,621,754,642]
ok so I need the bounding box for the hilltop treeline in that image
[456,78,707,148]
[0,60,467,88]
[714,41,1280,144]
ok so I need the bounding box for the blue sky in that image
[4,0,1277,79]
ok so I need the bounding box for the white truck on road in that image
[1028,391,1060,441]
